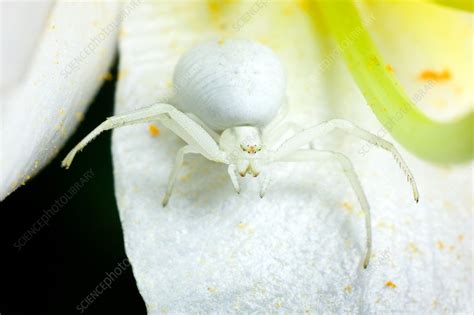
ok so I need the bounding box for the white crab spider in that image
[62,39,419,268]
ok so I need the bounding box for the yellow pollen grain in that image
[385,281,397,289]
[298,0,311,12]
[75,112,85,122]
[458,234,464,241]
[436,240,445,250]
[386,64,394,73]
[367,56,380,70]
[343,285,353,294]
[218,22,227,31]
[207,287,218,293]
[102,72,113,81]
[342,201,353,212]
[208,2,220,14]
[118,69,129,81]
[407,242,420,254]
[208,0,226,23]
[148,124,160,137]
[179,172,192,182]
[218,38,225,45]
[237,222,247,230]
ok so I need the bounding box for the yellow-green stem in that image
[318,0,473,164]
[431,0,474,12]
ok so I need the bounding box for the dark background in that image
[0,62,146,315]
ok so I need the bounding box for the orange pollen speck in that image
[419,69,451,81]
[148,124,160,137]
[385,281,397,289]
[386,64,394,73]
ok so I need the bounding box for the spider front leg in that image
[227,164,241,194]
[259,166,273,198]
[263,121,305,149]
[62,103,228,169]
[62,103,231,206]
[276,119,419,202]
[186,112,220,142]
[62,105,170,169]
[277,149,372,268]
[162,145,200,207]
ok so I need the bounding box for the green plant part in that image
[319,0,473,164]
[431,0,474,12]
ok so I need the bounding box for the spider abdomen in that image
[172,39,286,131]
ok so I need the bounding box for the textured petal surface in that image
[0,1,120,200]
[0,0,53,94]
[113,1,472,313]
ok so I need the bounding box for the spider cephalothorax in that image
[62,39,419,268]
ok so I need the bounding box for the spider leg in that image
[162,145,200,207]
[227,164,241,194]
[277,149,372,268]
[62,103,228,169]
[263,122,305,149]
[259,171,272,198]
[275,119,419,203]
[186,112,220,142]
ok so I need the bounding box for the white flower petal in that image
[0,0,53,94]
[113,1,472,313]
[0,1,120,200]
